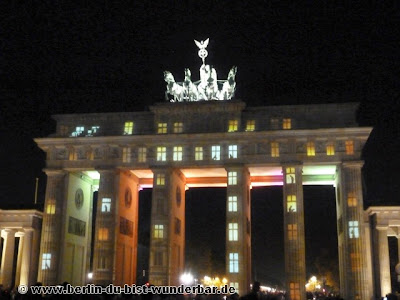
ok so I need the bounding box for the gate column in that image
[375,227,391,296]
[149,168,186,286]
[0,229,16,288]
[37,169,66,285]
[336,161,370,300]
[282,165,306,300]
[225,165,251,295]
[93,169,119,285]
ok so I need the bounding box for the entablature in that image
[36,126,370,171]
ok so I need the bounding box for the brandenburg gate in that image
[34,39,373,300]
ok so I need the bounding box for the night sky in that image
[1,2,399,287]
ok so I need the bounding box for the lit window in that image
[326,143,335,155]
[46,203,56,214]
[156,174,165,186]
[157,147,167,161]
[98,228,109,241]
[138,147,147,162]
[124,122,134,135]
[228,120,238,132]
[345,140,354,155]
[157,123,168,134]
[306,142,315,156]
[228,196,238,212]
[86,126,99,137]
[195,147,203,161]
[154,224,164,239]
[288,224,298,240]
[347,192,357,207]
[228,171,238,185]
[41,253,51,270]
[173,122,183,133]
[287,195,297,212]
[270,118,279,129]
[271,142,279,157]
[211,145,221,160]
[69,149,78,161]
[101,198,111,212]
[229,253,239,273]
[350,253,360,271]
[246,120,255,132]
[286,167,296,184]
[71,126,85,137]
[122,147,131,163]
[283,118,291,129]
[228,145,238,159]
[289,282,300,300]
[230,282,239,295]
[173,146,183,161]
[228,223,239,241]
[348,221,359,238]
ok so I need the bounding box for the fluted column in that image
[37,169,66,285]
[19,228,34,286]
[15,231,25,287]
[93,169,119,285]
[225,165,251,295]
[336,161,370,300]
[376,227,391,296]
[149,168,186,286]
[397,236,400,288]
[282,165,306,300]
[0,229,16,288]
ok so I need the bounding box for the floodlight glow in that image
[84,171,100,180]
[180,272,194,285]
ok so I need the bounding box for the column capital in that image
[2,228,16,237]
[96,168,117,174]
[281,161,303,168]
[376,226,389,232]
[150,166,176,173]
[15,231,25,238]
[43,169,66,176]
[342,160,364,169]
[23,227,35,233]
[224,164,248,172]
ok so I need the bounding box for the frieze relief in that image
[109,147,120,159]
[296,143,305,153]
[56,148,67,160]
[315,141,325,153]
[337,141,345,152]
[77,148,86,160]
[93,147,104,159]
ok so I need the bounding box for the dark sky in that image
[1,1,399,286]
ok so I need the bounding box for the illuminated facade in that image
[34,100,374,299]
[0,210,42,289]
[31,38,380,299]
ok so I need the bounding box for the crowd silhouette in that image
[1,281,399,300]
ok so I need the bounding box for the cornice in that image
[34,127,372,148]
